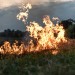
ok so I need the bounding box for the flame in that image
[26,15,67,51]
[0,3,69,55]
[17,3,32,23]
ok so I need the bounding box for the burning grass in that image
[0,38,75,55]
[0,2,75,75]
[0,48,75,75]
[0,3,75,55]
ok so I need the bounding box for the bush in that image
[60,19,75,38]
[60,19,73,29]
[65,24,75,39]
[0,29,25,38]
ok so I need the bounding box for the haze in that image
[0,0,74,9]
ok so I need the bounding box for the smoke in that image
[0,0,22,9]
[0,0,74,9]
[22,0,74,5]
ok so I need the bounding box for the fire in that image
[26,15,67,51]
[17,3,32,23]
[0,3,68,55]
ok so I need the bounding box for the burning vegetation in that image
[0,3,75,55]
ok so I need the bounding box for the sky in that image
[0,0,74,9]
[0,0,75,32]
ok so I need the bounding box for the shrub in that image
[65,24,75,39]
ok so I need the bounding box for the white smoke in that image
[0,0,74,9]
[0,0,22,9]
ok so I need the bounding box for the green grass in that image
[0,50,75,75]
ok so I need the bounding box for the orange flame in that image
[0,3,68,55]
[26,15,67,51]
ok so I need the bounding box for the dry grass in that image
[0,39,74,75]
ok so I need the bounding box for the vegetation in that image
[0,29,25,38]
[0,29,25,46]
[60,19,73,29]
[65,24,75,39]
[0,50,75,75]
[60,19,75,39]
[0,19,75,75]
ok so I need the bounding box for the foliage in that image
[60,19,72,29]
[65,24,75,39]
[0,29,25,38]
[60,19,75,38]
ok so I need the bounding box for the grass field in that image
[0,48,75,75]
[0,38,75,75]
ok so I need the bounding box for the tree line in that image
[0,19,75,39]
[0,29,25,38]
